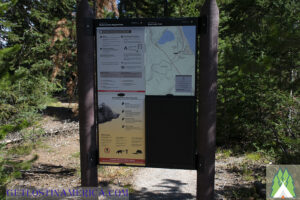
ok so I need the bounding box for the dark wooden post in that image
[197,0,219,199]
[76,0,98,186]
[164,0,168,17]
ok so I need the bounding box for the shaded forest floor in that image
[4,103,268,199]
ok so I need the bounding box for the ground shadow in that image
[43,106,78,121]
[130,178,195,200]
[20,163,76,180]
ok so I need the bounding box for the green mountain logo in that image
[271,168,296,198]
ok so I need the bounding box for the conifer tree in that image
[0,0,77,129]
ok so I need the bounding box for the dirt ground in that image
[5,105,267,199]
[7,115,134,190]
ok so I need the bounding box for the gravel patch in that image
[130,155,265,199]
[131,168,196,200]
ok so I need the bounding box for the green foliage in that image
[245,152,262,162]
[0,0,77,137]
[216,148,232,159]
[0,124,43,197]
[217,0,300,163]
[71,151,80,158]
[0,120,29,140]
[119,0,193,18]
[119,0,161,18]
[0,0,76,196]
[102,9,118,19]
[8,143,34,156]
[0,143,38,199]
[217,65,300,160]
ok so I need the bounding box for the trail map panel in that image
[145,26,196,96]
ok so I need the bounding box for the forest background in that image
[0,0,299,193]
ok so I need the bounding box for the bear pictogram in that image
[98,103,120,124]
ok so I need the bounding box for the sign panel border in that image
[95,18,199,168]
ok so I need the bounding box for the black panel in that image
[146,96,196,169]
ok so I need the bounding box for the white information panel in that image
[96,27,145,92]
[96,27,146,166]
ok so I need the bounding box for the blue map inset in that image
[158,30,175,45]
[182,26,196,54]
